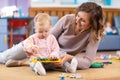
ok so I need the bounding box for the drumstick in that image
[27,38,42,58]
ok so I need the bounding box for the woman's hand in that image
[54,54,73,67]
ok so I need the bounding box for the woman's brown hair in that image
[76,2,105,43]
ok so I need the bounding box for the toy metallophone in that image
[30,58,61,63]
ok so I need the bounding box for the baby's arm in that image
[49,35,60,59]
[22,38,39,57]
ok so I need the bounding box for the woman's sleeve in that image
[50,15,66,39]
[75,38,101,69]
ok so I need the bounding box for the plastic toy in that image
[116,51,120,59]
[59,73,65,80]
[70,74,82,79]
[102,61,112,64]
[100,55,111,60]
[90,62,104,68]
[60,76,65,80]
[30,58,61,63]
[112,57,120,62]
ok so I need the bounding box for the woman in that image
[51,2,104,69]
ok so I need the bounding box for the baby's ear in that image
[34,13,40,23]
[34,16,38,23]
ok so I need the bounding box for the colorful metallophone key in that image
[30,58,61,63]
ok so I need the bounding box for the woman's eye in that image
[77,15,79,18]
[77,14,79,16]
[81,19,85,22]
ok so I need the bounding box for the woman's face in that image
[75,11,91,31]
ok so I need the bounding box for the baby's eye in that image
[38,31,43,33]
[45,30,49,32]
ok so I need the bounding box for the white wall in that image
[0,0,8,9]
[111,0,120,7]
[30,0,120,7]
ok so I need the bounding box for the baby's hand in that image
[49,54,59,60]
[32,45,39,54]
[33,53,43,58]
[26,45,39,56]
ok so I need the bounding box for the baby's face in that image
[35,21,51,39]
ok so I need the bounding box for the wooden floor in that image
[0,51,120,80]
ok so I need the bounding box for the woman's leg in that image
[5,58,29,67]
[0,42,27,64]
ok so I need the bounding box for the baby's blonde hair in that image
[34,13,51,28]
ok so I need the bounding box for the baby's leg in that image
[62,57,78,73]
[59,51,78,73]
[67,57,78,73]
[31,62,46,76]
[59,51,71,72]
[0,42,27,64]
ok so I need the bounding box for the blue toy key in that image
[60,76,65,80]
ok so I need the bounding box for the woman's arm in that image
[56,37,100,69]
[75,38,101,69]
[51,15,67,39]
